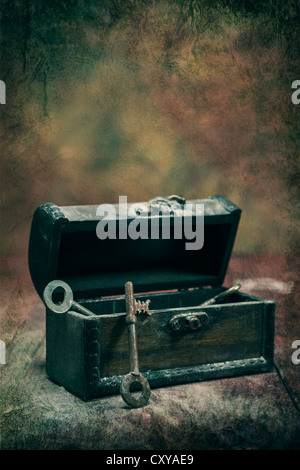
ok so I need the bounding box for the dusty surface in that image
[1,2,299,451]
[0,254,299,450]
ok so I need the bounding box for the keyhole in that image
[52,286,66,305]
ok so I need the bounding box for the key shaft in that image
[125,281,139,374]
[200,283,241,307]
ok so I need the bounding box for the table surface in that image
[0,253,299,450]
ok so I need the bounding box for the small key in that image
[43,280,95,316]
[120,281,151,408]
[199,283,241,307]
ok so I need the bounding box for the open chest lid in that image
[28,195,241,300]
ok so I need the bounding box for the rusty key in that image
[198,283,241,307]
[120,281,151,408]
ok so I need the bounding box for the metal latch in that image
[169,311,210,332]
[169,283,241,332]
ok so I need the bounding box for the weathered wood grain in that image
[99,303,264,377]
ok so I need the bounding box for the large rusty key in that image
[120,281,151,408]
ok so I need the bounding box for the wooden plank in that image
[99,303,265,377]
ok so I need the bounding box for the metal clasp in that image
[169,283,241,332]
[170,312,209,332]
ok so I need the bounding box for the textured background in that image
[0,0,299,259]
[0,0,300,451]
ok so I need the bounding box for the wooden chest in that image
[28,195,275,403]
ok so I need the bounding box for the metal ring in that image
[149,197,172,207]
[120,372,151,408]
[148,195,186,207]
[43,280,73,314]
